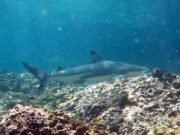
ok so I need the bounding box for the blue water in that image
[0,0,179,73]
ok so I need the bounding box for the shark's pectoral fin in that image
[112,74,124,80]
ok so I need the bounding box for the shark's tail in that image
[22,62,48,90]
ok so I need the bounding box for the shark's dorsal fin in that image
[57,66,64,72]
[91,50,104,63]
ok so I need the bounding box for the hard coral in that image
[173,77,180,89]
[152,68,177,83]
[0,104,100,135]
[116,91,129,108]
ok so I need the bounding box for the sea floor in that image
[0,69,179,135]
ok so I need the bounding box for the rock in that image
[149,127,175,135]
[152,68,164,78]
[176,90,180,96]
[144,102,159,111]
[108,132,117,135]
[173,78,180,89]
[107,122,120,132]
[175,128,180,135]
[87,103,105,119]
[168,110,178,118]
[176,121,180,126]
[46,113,54,120]
[75,125,88,135]
[152,68,176,83]
[92,119,107,130]
[116,91,129,108]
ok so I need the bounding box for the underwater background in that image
[0,0,179,73]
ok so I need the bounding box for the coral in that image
[152,68,164,78]
[116,91,129,108]
[0,70,37,93]
[173,77,180,89]
[0,68,179,135]
[60,72,179,134]
[148,126,179,135]
[0,104,104,135]
[152,68,177,83]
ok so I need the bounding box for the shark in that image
[22,51,149,89]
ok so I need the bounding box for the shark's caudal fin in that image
[90,50,104,63]
[22,62,48,90]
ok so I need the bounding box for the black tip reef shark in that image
[22,51,149,89]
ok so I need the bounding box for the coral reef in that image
[0,70,82,111]
[173,78,180,89]
[0,70,40,94]
[59,73,180,134]
[0,68,179,134]
[152,68,177,85]
[0,104,103,135]
[0,70,22,92]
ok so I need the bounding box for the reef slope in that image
[0,69,179,135]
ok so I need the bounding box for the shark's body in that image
[49,60,148,83]
[22,61,148,88]
[22,51,148,89]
